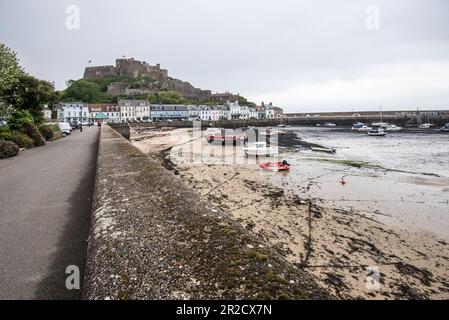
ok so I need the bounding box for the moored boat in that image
[260,161,290,171]
[383,124,402,132]
[419,123,434,129]
[352,123,372,132]
[367,128,387,136]
[441,123,449,132]
[243,142,279,157]
[260,129,286,136]
[310,146,336,153]
[206,134,245,144]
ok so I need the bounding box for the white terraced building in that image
[150,105,190,120]
[57,102,89,124]
[119,100,150,122]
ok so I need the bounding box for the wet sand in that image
[133,127,449,299]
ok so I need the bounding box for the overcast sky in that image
[1,0,448,112]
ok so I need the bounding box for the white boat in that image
[243,142,279,157]
[419,123,433,129]
[371,122,388,127]
[419,112,434,129]
[310,146,336,154]
[371,106,388,128]
[324,122,337,127]
[260,129,286,136]
[352,122,374,132]
[383,124,402,132]
[367,128,387,136]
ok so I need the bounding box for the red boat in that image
[259,161,290,171]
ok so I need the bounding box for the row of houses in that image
[55,100,283,124]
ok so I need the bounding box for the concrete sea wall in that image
[82,125,331,299]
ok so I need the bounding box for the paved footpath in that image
[0,126,100,299]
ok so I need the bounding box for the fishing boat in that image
[367,128,387,136]
[243,142,278,157]
[260,161,290,172]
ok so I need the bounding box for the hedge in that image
[0,131,34,148]
[38,125,54,141]
[0,139,20,159]
[22,123,46,146]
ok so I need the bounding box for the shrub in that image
[0,131,34,148]
[0,125,10,133]
[0,139,19,159]
[48,124,60,132]
[7,110,34,131]
[38,125,54,141]
[52,131,63,140]
[22,123,45,146]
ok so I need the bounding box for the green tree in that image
[0,43,24,95]
[60,79,108,103]
[7,109,34,131]
[2,74,59,123]
[0,43,25,120]
[149,91,188,104]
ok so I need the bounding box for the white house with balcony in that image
[187,105,202,121]
[57,102,89,124]
[119,100,149,122]
[200,106,221,121]
[135,102,151,121]
[248,107,258,119]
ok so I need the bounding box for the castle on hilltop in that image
[83,58,240,102]
[84,58,168,82]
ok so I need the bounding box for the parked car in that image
[58,122,73,136]
[70,122,82,130]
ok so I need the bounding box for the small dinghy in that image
[260,161,290,171]
[310,146,336,154]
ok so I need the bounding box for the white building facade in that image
[150,104,189,120]
[119,100,150,122]
[89,104,121,123]
[57,102,89,124]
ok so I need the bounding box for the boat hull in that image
[260,162,290,171]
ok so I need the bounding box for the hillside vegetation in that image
[60,75,255,106]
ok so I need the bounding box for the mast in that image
[380,105,383,123]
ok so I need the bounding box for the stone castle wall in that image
[83,58,234,101]
[83,65,117,79]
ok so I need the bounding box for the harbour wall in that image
[82,124,331,299]
[119,113,449,132]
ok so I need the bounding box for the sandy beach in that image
[132,127,449,299]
